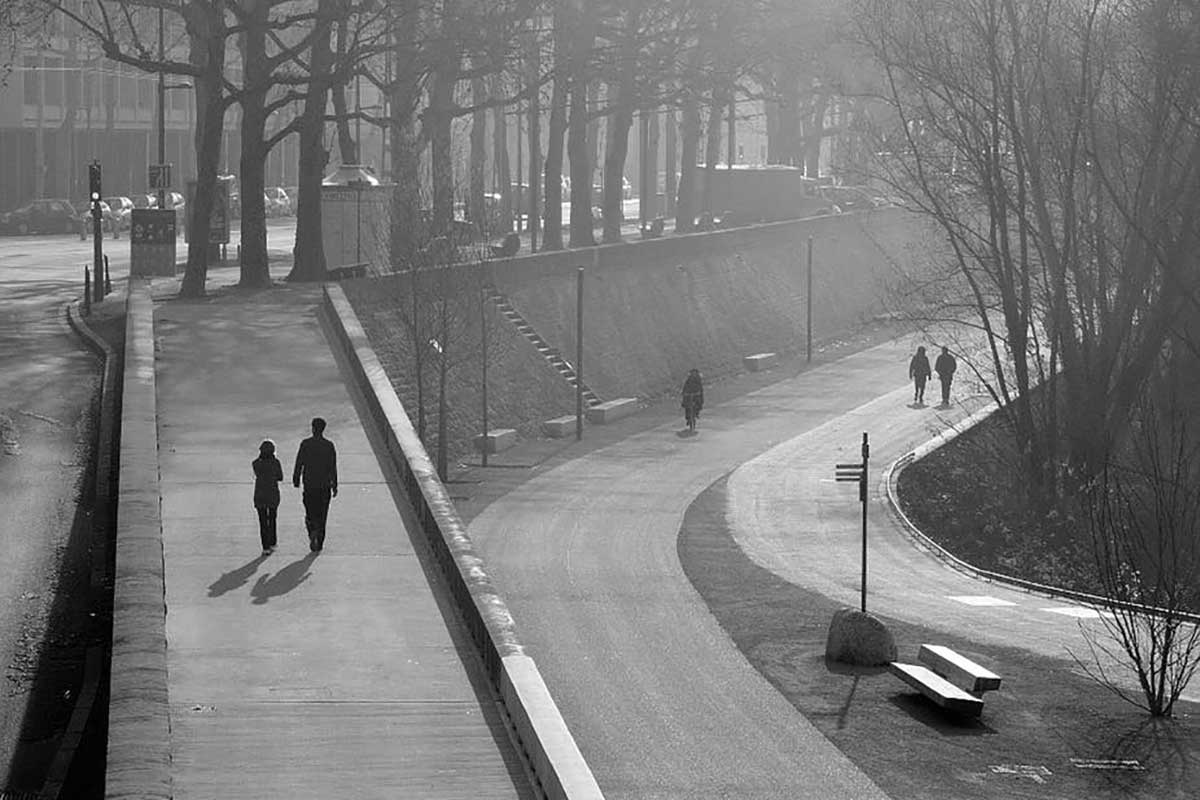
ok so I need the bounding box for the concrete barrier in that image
[323,284,604,800]
[743,352,778,371]
[584,398,638,424]
[542,415,579,438]
[106,278,173,800]
[475,427,517,454]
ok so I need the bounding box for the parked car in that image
[0,198,79,235]
[104,196,135,231]
[266,186,292,216]
[75,200,120,238]
[132,193,157,210]
[819,185,886,213]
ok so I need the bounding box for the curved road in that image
[466,332,1195,799]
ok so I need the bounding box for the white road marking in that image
[1041,606,1106,619]
[946,595,1017,607]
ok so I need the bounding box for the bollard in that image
[83,266,92,315]
[104,255,112,296]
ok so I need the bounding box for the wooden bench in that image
[889,644,1002,718]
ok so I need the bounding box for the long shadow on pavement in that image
[207,554,269,598]
[249,552,318,605]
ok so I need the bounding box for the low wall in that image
[490,208,934,400]
[105,278,172,800]
[323,285,604,800]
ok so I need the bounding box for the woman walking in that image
[908,346,931,405]
[252,439,284,554]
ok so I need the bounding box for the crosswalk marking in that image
[1041,606,1108,619]
[946,595,1017,607]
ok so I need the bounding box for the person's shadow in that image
[208,554,269,598]
[250,552,319,605]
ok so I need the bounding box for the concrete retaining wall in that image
[323,284,604,800]
[105,278,172,799]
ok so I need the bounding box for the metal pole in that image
[480,276,489,467]
[157,5,166,210]
[860,432,869,613]
[806,235,813,363]
[576,266,584,441]
[92,200,103,299]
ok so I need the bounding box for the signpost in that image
[835,432,870,612]
[149,163,172,191]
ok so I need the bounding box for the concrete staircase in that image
[486,285,602,408]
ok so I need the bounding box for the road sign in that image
[149,163,172,190]
[832,433,871,612]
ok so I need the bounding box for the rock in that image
[825,607,898,666]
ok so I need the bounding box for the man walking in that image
[934,346,958,407]
[293,417,338,551]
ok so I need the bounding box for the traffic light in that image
[89,162,102,203]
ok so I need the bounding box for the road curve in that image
[467,338,936,799]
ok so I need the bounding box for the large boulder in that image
[825,607,898,666]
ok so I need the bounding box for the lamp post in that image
[157,4,166,209]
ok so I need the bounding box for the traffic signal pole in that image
[89,161,104,300]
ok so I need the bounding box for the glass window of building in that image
[23,56,40,105]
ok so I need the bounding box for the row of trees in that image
[14,0,852,297]
[858,0,1200,715]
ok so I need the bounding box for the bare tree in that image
[1077,391,1200,717]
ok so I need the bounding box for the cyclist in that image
[681,368,704,430]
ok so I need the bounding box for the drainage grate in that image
[1071,758,1146,771]
[1,790,47,800]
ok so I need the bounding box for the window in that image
[66,61,80,108]
[121,67,136,110]
[83,72,95,109]
[23,57,39,105]
[45,58,63,106]
[139,75,153,109]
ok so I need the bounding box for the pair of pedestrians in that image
[908,346,957,406]
[251,417,339,555]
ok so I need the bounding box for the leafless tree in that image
[1076,391,1200,717]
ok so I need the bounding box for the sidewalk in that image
[150,282,532,798]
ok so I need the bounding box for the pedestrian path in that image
[152,284,532,799]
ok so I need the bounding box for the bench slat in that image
[889,662,984,717]
[918,644,1002,694]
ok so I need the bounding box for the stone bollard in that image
[825,607,897,666]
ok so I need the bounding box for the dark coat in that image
[935,352,957,379]
[293,435,338,490]
[252,455,283,508]
[909,353,931,381]
[681,373,704,411]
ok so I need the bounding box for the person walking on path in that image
[908,346,931,405]
[293,417,338,552]
[252,439,283,554]
[934,346,957,406]
[681,368,704,431]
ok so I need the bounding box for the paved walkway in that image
[151,282,532,799]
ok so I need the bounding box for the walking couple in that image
[908,346,957,407]
[252,417,339,555]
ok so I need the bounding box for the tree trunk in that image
[602,98,633,243]
[179,1,227,298]
[332,19,356,165]
[491,75,511,232]
[702,88,724,213]
[526,32,541,251]
[469,74,487,235]
[287,0,336,282]
[542,28,568,250]
[428,59,457,238]
[675,95,700,231]
[237,1,271,287]
[567,78,594,247]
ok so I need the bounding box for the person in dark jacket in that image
[293,417,338,552]
[934,346,958,406]
[681,368,704,430]
[909,346,932,405]
[252,439,283,554]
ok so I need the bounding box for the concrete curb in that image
[882,403,1200,623]
[322,284,604,800]
[104,278,173,800]
[40,301,121,798]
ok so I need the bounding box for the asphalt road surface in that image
[0,232,104,791]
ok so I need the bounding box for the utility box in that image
[321,165,392,275]
[129,209,177,276]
